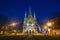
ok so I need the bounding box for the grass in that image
[0,35,60,40]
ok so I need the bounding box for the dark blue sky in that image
[0,0,60,23]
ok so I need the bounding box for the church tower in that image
[23,11,27,32]
[28,7,32,19]
[23,7,38,33]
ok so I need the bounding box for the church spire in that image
[25,11,27,17]
[23,11,27,24]
[34,12,36,20]
[24,11,27,20]
[28,6,32,18]
[34,12,36,18]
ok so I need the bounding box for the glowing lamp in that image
[44,26,48,30]
[48,28,51,32]
[46,22,52,27]
[10,22,17,26]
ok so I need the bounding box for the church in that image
[23,8,38,33]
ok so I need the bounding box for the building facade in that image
[23,8,38,33]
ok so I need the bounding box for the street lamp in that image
[43,26,48,30]
[10,22,17,27]
[46,22,54,27]
[48,28,51,32]
[44,26,48,31]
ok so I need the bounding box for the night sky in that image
[0,0,60,23]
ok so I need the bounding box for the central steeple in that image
[28,7,32,18]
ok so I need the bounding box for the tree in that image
[0,15,9,35]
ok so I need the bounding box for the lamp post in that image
[46,21,54,35]
[43,21,54,35]
[7,22,18,35]
[46,22,53,27]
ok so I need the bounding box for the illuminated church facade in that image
[23,8,38,33]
